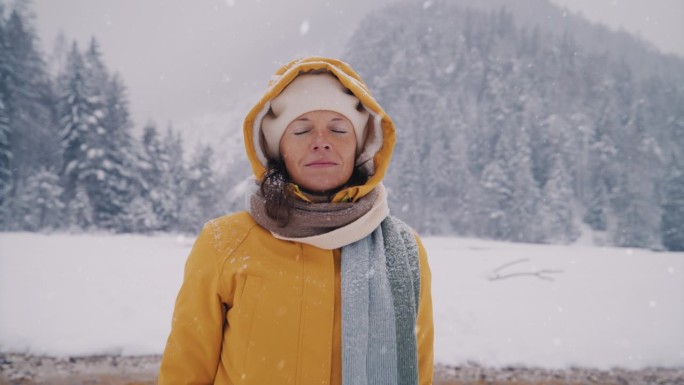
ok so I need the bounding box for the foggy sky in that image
[549,0,683,55]
[31,0,684,135]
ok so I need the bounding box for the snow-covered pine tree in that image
[612,170,660,248]
[123,194,160,233]
[582,115,616,232]
[4,6,58,206]
[0,13,12,215]
[424,111,452,234]
[482,121,543,243]
[87,70,138,231]
[161,126,187,231]
[180,143,218,232]
[583,170,609,232]
[46,31,69,78]
[78,37,121,230]
[599,61,662,248]
[612,97,663,249]
[377,47,427,227]
[135,121,174,232]
[58,42,96,208]
[64,184,94,231]
[57,38,137,231]
[480,157,510,239]
[0,93,10,225]
[16,168,64,231]
[541,152,578,243]
[661,160,684,251]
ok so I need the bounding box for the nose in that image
[310,131,332,151]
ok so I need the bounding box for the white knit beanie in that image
[261,73,370,160]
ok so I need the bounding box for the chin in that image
[300,180,347,195]
[305,184,341,193]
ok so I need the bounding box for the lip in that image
[305,161,338,167]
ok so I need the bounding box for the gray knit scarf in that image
[249,190,420,385]
[342,216,421,385]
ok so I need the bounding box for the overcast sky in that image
[31,0,684,136]
[549,0,684,55]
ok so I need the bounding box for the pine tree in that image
[0,14,13,212]
[382,84,425,228]
[87,71,138,231]
[582,119,616,232]
[58,39,138,231]
[4,7,58,202]
[487,124,543,242]
[613,169,660,248]
[481,158,510,239]
[59,42,94,199]
[161,126,187,231]
[0,51,12,230]
[0,91,10,214]
[178,144,219,232]
[47,31,68,77]
[541,153,578,243]
[137,121,171,231]
[661,161,684,251]
[424,125,452,234]
[16,168,64,231]
[79,37,118,229]
[583,171,608,231]
[123,194,160,233]
[612,97,663,248]
[64,184,94,231]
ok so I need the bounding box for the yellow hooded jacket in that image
[159,57,434,385]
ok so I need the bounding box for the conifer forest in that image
[1,0,683,251]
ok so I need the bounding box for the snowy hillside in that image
[1,231,682,370]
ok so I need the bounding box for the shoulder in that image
[200,211,261,258]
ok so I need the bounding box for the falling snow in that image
[299,20,310,35]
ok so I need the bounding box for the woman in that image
[159,57,433,385]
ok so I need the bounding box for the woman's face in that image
[279,110,357,193]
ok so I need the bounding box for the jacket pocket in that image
[229,275,263,372]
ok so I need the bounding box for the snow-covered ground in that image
[1,231,682,370]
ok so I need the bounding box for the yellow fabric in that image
[159,212,433,385]
[243,57,396,203]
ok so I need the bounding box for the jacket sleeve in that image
[159,225,226,384]
[415,236,434,385]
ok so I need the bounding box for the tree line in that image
[0,2,234,234]
[2,1,683,251]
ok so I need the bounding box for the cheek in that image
[341,145,356,178]
[282,153,298,176]
[280,141,304,164]
[342,142,357,163]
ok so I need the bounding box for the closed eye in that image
[330,127,349,134]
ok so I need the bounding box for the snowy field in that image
[1,231,682,370]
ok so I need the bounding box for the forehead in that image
[289,110,351,123]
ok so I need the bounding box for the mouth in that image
[305,161,338,167]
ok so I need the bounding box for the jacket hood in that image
[243,56,395,203]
